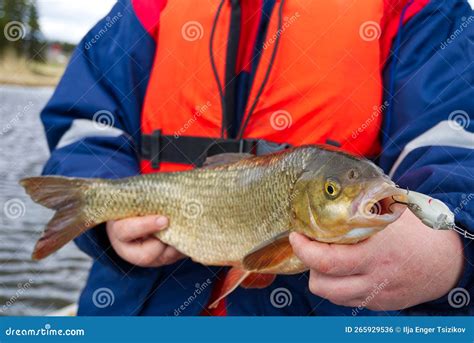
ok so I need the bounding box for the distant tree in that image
[0,0,27,54]
[26,1,45,61]
[0,0,45,60]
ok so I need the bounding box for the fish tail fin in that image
[20,176,99,260]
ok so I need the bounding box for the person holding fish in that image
[25,0,474,316]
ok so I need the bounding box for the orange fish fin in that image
[241,273,276,289]
[208,268,250,309]
[242,231,293,271]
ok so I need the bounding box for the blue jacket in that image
[40,0,474,315]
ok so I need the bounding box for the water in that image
[0,85,91,316]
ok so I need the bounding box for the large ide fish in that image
[21,145,408,307]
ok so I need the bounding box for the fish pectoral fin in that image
[208,268,250,309]
[242,231,293,271]
[202,153,254,168]
[240,273,276,289]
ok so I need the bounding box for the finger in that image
[158,246,185,266]
[289,232,370,276]
[308,270,371,306]
[111,216,169,242]
[114,237,167,267]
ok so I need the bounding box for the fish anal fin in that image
[241,273,276,289]
[208,269,277,308]
[208,268,250,309]
[242,231,293,271]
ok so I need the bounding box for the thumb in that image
[112,215,169,242]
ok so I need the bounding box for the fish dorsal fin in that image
[202,153,253,168]
[242,231,293,271]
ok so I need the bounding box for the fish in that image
[20,145,407,307]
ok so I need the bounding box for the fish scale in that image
[82,148,313,265]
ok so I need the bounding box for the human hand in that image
[289,210,464,310]
[106,215,185,267]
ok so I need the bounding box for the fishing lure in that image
[395,190,474,239]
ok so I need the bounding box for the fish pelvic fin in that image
[241,273,276,289]
[20,176,98,260]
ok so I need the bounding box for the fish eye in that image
[324,178,341,199]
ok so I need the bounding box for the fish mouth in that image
[350,182,407,226]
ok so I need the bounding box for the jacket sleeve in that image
[40,0,157,273]
[379,0,474,314]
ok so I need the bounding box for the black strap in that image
[237,0,285,139]
[141,131,291,168]
[209,0,227,138]
[223,0,241,137]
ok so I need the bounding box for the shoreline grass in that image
[0,53,65,87]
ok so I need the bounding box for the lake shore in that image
[0,85,91,316]
[0,56,64,87]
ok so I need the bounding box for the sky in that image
[37,0,117,43]
[37,0,474,44]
